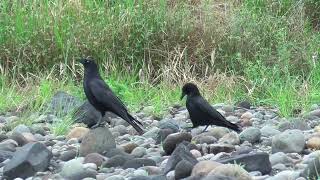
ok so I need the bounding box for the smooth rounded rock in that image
[239,127,261,143]
[66,127,90,140]
[272,129,305,153]
[218,132,240,145]
[191,160,222,176]
[208,164,252,180]
[79,127,116,156]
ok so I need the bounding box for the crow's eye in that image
[86,60,89,63]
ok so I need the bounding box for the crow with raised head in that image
[79,58,144,135]
[181,83,241,132]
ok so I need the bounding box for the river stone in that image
[163,132,192,155]
[175,160,193,179]
[217,152,271,175]
[272,129,305,153]
[239,127,261,143]
[80,127,116,156]
[60,158,97,180]
[164,142,198,174]
[3,142,52,179]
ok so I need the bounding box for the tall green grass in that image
[0,0,319,118]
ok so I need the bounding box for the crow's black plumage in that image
[181,83,241,132]
[79,58,144,134]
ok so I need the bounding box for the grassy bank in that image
[0,0,320,118]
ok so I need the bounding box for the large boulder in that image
[80,127,116,156]
[3,142,52,179]
[46,91,82,116]
[73,101,112,127]
[272,129,305,153]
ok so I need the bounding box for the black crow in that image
[79,58,144,135]
[181,83,241,132]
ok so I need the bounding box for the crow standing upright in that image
[79,58,144,135]
[181,83,241,132]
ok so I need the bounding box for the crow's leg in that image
[91,112,106,129]
[202,125,209,132]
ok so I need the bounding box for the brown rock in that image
[163,132,192,154]
[79,127,116,156]
[218,132,240,145]
[121,142,139,154]
[208,164,252,180]
[66,127,90,140]
[307,134,320,150]
[84,153,105,166]
[191,160,222,176]
[21,133,37,143]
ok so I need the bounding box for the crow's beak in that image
[180,92,186,100]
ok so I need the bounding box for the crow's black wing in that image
[89,79,127,111]
[192,96,240,132]
[89,79,144,133]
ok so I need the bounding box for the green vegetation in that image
[0,0,319,120]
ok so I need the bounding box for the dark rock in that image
[217,152,271,175]
[30,125,47,136]
[232,146,253,156]
[9,132,29,146]
[209,144,235,154]
[123,158,156,169]
[102,155,133,168]
[60,150,77,161]
[79,127,116,156]
[0,150,13,163]
[237,101,251,109]
[44,140,56,147]
[104,148,132,158]
[164,142,198,174]
[156,128,174,144]
[175,160,193,179]
[3,142,52,179]
[84,153,105,166]
[163,132,192,155]
[0,134,8,142]
[74,101,111,127]
[46,91,82,116]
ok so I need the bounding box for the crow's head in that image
[79,57,98,69]
[181,83,200,100]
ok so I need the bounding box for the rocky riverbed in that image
[1,92,320,180]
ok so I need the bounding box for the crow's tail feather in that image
[127,113,144,135]
[225,121,241,132]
